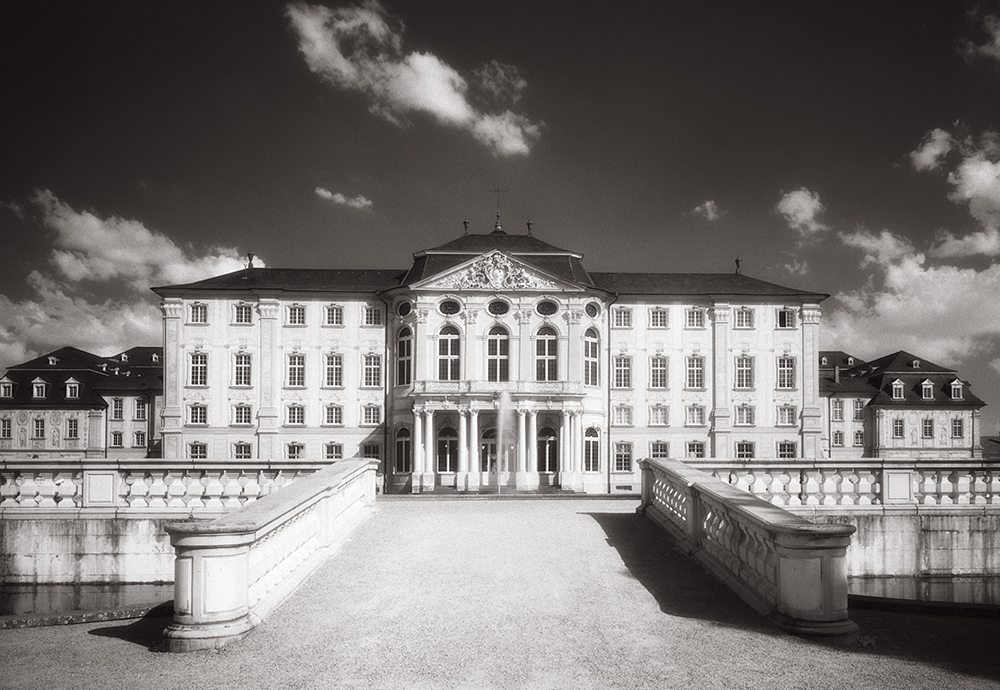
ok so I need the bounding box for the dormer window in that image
[32,381,47,399]
[120,354,129,362]
[820,356,828,366]
[48,356,58,366]
[911,359,921,369]
[847,357,855,366]
[921,380,934,400]
[152,353,160,363]
[951,381,964,400]
[0,380,13,398]
[65,381,79,399]
[891,379,905,400]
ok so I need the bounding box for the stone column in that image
[800,304,824,459]
[527,409,539,489]
[160,299,184,458]
[422,408,436,491]
[516,409,528,488]
[972,409,982,458]
[467,409,480,490]
[256,299,281,460]
[412,407,424,493]
[710,303,731,459]
[561,408,574,490]
[575,411,585,489]
[458,408,469,490]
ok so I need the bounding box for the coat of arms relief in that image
[436,253,559,291]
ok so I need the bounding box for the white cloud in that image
[0,191,262,374]
[691,200,722,221]
[783,258,808,275]
[947,151,1000,228]
[930,226,1000,258]
[314,187,374,209]
[839,228,917,266]
[910,128,953,171]
[776,187,829,237]
[963,12,1000,62]
[285,1,541,157]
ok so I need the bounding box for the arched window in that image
[535,326,558,382]
[437,426,458,472]
[487,326,510,382]
[584,328,599,386]
[584,427,600,472]
[438,326,461,381]
[397,327,412,386]
[395,428,412,473]
[537,426,558,472]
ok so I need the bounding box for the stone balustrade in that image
[688,458,1000,506]
[163,458,378,653]
[409,380,585,396]
[0,458,328,512]
[637,458,858,640]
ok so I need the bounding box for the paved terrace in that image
[2,497,1000,689]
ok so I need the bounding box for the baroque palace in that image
[0,222,985,492]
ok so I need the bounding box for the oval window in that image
[488,300,510,316]
[536,300,558,316]
[585,302,600,318]
[439,299,461,315]
[396,301,412,317]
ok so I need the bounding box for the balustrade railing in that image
[638,458,858,640]
[688,459,1000,507]
[0,458,327,512]
[409,380,584,396]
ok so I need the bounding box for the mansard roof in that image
[152,268,407,294]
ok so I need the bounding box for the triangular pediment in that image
[412,250,585,292]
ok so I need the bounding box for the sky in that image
[3,1,1000,431]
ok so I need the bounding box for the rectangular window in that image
[325,405,343,425]
[922,382,934,400]
[777,309,796,328]
[234,442,252,459]
[134,398,147,421]
[650,441,670,459]
[685,356,705,389]
[0,382,12,397]
[735,356,754,389]
[613,356,632,388]
[613,405,633,426]
[614,442,632,472]
[66,383,79,399]
[190,353,207,386]
[777,406,797,426]
[736,441,755,459]
[649,308,668,328]
[363,305,383,326]
[133,431,146,448]
[234,353,252,386]
[735,405,755,425]
[922,418,934,439]
[649,405,669,426]
[777,357,795,389]
[363,405,382,425]
[363,355,382,387]
[735,308,754,329]
[612,308,632,328]
[853,430,865,447]
[832,399,844,421]
[287,443,304,459]
[686,441,705,459]
[33,383,46,399]
[325,305,344,326]
[832,430,844,447]
[111,398,124,420]
[892,418,904,439]
[33,418,45,439]
[66,418,78,439]
[951,382,964,400]
[190,303,207,323]
[584,333,599,387]
[362,443,381,459]
[234,304,253,324]
[650,356,668,389]
[853,399,865,422]
[234,405,252,425]
[1,418,11,439]
[189,443,207,459]
[685,405,705,426]
[288,353,305,387]
[189,405,207,425]
[287,405,305,425]
[325,353,343,387]
[777,441,796,459]
[288,304,306,325]
[952,418,964,438]
[325,443,343,460]
[110,431,123,447]
[584,433,600,472]
[892,382,905,400]
[685,309,705,329]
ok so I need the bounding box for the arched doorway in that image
[537,426,559,484]
[437,426,458,482]
[480,427,515,487]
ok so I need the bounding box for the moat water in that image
[849,575,1000,607]
[1,583,174,617]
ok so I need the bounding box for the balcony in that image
[408,380,585,397]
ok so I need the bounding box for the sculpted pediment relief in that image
[419,251,578,292]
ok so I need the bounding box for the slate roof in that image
[152,268,406,295]
[589,272,827,298]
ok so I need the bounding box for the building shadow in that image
[587,510,1000,683]
[86,603,172,652]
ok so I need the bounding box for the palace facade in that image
[150,226,829,493]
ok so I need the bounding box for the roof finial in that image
[734,256,741,275]
[463,219,469,235]
[247,251,255,268]
[526,220,533,236]
[491,186,508,234]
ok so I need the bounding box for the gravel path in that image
[2,498,1000,689]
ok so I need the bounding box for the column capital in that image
[800,305,823,325]
[161,299,184,319]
